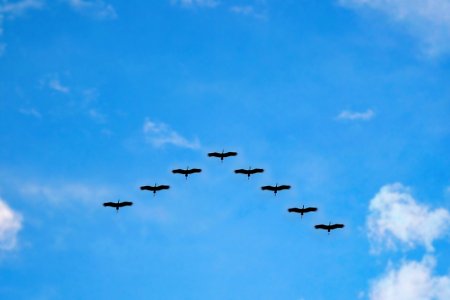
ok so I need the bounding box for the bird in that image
[288,205,318,218]
[103,200,133,213]
[234,167,264,179]
[140,184,170,196]
[207,150,238,162]
[172,167,202,179]
[314,222,345,234]
[261,184,291,195]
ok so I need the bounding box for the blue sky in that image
[1,0,450,299]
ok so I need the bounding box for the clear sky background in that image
[1,0,450,299]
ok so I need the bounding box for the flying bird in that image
[234,167,264,179]
[288,205,318,218]
[207,150,238,162]
[314,222,345,234]
[140,184,170,196]
[172,167,202,179]
[261,184,291,195]
[103,200,133,213]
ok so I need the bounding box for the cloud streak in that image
[48,79,70,94]
[171,0,219,8]
[0,197,22,251]
[66,0,117,20]
[0,0,43,16]
[340,0,450,56]
[337,109,374,121]
[143,118,200,149]
[19,181,113,205]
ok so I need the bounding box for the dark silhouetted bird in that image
[261,184,291,195]
[208,150,237,162]
[314,222,345,234]
[140,184,170,196]
[234,167,264,179]
[288,205,318,218]
[172,167,202,179]
[103,200,133,213]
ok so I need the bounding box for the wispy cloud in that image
[171,0,220,8]
[369,256,450,300]
[367,183,450,253]
[336,109,375,121]
[0,197,22,251]
[19,107,42,118]
[0,0,43,56]
[87,108,106,123]
[143,118,200,149]
[66,0,117,20]
[48,78,70,94]
[340,0,450,56]
[229,5,266,19]
[19,181,113,205]
[0,0,43,16]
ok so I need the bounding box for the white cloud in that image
[87,108,106,123]
[0,197,22,251]
[19,107,42,118]
[368,183,450,252]
[48,79,70,94]
[67,0,117,20]
[0,0,43,56]
[336,109,374,121]
[0,0,43,16]
[19,182,113,205]
[171,0,220,8]
[230,5,255,15]
[340,0,450,56]
[229,5,266,19]
[143,118,200,149]
[369,256,450,300]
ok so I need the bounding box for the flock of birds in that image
[103,150,345,234]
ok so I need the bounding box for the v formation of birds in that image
[103,150,345,234]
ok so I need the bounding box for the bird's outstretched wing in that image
[288,208,302,213]
[140,185,154,191]
[223,151,237,157]
[249,168,264,174]
[103,202,117,207]
[235,169,249,174]
[314,224,329,230]
[118,201,133,207]
[156,185,170,190]
[330,224,345,230]
[277,185,291,190]
[172,169,186,174]
[208,152,221,157]
[304,207,318,213]
[261,185,276,191]
[189,168,202,174]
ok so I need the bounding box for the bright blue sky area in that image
[1,1,450,299]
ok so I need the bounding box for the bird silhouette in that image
[172,167,202,179]
[314,222,345,234]
[261,184,291,195]
[140,184,170,196]
[208,150,237,162]
[234,167,264,179]
[288,205,318,218]
[103,200,133,213]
